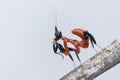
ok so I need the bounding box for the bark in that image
[60,39,120,80]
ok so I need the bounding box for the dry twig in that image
[60,39,120,80]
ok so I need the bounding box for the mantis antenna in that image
[53,9,57,27]
[48,0,58,27]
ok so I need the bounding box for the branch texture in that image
[60,39,120,80]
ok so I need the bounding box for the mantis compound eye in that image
[54,27,62,41]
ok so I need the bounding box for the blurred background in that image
[0,0,120,80]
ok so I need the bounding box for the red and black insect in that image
[52,27,103,66]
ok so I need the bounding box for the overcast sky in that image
[0,0,120,80]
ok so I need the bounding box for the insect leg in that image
[93,47,98,53]
[68,47,81,65]
[53,42,65,59]
[75,51,83,72]
[69,54,75,67]
[53,43,58,53]
[96,44,103,50]
[96,44,111,53]
[75,52,81,65]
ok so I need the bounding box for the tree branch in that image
[60,39,120,80]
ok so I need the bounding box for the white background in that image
[0,0,120,80]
